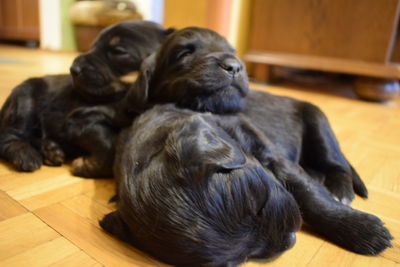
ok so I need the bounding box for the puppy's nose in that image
[219,58,242,75]
[70,65,82,76]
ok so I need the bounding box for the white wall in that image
[39,0,62,50]
[128,0,164,23]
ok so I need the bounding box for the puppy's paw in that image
[331,195,352,205]
[332,211,393,255]
[324,171,355,205]
[8,141,43,171]
[71,157,93,178]
[42,139,65,166]
[71,157,112,178]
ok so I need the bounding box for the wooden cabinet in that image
[244,0,400,101]
[0,0,40,42]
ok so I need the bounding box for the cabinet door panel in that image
[0,0,39,41]
[249,0,400,63]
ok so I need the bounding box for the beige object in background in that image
[70,0,142,26]
[70,0,143,51]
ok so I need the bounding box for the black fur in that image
[147,27,249,114]
[64,27,249,177]
[102,103,392,265]
[122,27,367,204]
[0,20,173,175]
[63,27,392,260]
[244,91,369,203]
[102,104,302,267]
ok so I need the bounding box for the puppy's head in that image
[129,27,249,114]
[163,114,302,263]
[70,20,174,101]
[105,108,301,266]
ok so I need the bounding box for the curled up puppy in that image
[101,108,392,266]
[101,105,303,267]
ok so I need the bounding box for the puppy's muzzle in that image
[70,64,82,77]
[70,55,87,77]
[70,56,107,85]
[219,57,243,76]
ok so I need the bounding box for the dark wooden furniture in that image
[245,0,400,101]
[0,0,40,43]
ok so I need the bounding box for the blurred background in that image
[0,0,399,101]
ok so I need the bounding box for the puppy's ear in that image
[168,117,246,174]
[198,126,246,170]
[125,53,156,114]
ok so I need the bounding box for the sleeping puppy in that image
[101,104,392,266]
[157,29,369,205]
[101,104,303,267]
[66,27,392,256]
[129,26,367,204]
[0,20,173,174]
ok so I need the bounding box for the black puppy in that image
[101,102,392,266]
[101,104,302,267]
[67,27,392,256]
[137,27,367,204]
[127,27,368,205]
[0,20,172,175]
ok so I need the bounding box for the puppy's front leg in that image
[65,106,117,178]
[71,130,115,178]
[269,158,392,255]
[301,104,368,203]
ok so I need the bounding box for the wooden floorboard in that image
[0,44,399,266]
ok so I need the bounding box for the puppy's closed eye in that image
[174,44,196,61]
[109,46,130,59]
[176,49,193,60]
[113,46,127,54]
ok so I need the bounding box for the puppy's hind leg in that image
[0,78,47,171]
[269,158,392,255]
[300,103,368,203]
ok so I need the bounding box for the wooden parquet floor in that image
[0,44,399,267]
